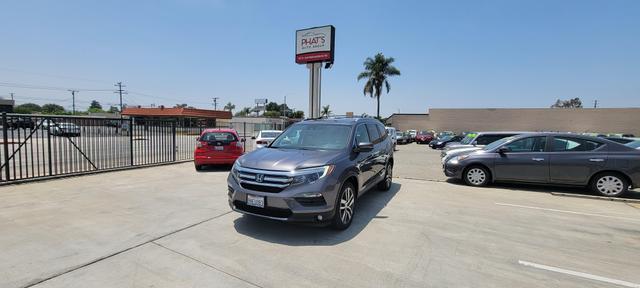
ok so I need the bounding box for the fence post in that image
[172,121,176,162]
[243,121,247,152]
[2,113,9,180]
[129,117,134,166]
[47,119,52,176]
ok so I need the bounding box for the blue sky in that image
[1,0,639,116]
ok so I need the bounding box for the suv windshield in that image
[270,124,352,150]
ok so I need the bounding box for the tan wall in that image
[387,108,640,135]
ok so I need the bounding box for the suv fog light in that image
[300,192,323,198]
[317,215,323,221]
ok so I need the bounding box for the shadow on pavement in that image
[445,178,640,199]
[232,183,402,246]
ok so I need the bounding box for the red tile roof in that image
[122,107,232,119]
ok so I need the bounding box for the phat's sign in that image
[296,25,335,64]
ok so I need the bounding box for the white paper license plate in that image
[247,195,264,208]
[214,146,224,151]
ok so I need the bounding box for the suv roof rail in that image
[303,114,374,121]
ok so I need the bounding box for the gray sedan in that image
[444,133,640,197]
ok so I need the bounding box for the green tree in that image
[174,103,188,108]
[265,102,280,112]
[14,103,42,114]
[292,110,305,119]
[41,103,65,114]
[234,107,252,117]
[357,53,401,118]
[224,102,236,112]
[89,100,102,110]
[551,97,583,108]
[321,105,331,117]
[108,106,120,113]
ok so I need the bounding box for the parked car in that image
[8,117,35,130]
[430,135,464,149]
[252,130,282,149]
[441,131,522,159]
[438,131,455,138]
[443,133,640,197]
[228,117,394,230]
[396,131,410,144]
[50,122,81,136]
[605,137,634,144]
[194,128,244,170]
[385,127,397,150]
[415,131,434,144]
[625,140,640,150]
[407,129,417,142]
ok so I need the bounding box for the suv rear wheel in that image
[377,162,393,191]
[332,181,356,230]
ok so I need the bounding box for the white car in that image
[252,130,282,149]
[385,127,397,150]
[51,122,81,137]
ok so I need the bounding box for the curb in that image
[550,192,640,203]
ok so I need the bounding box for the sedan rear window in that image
[260,132,281,138]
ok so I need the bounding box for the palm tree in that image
[321,105,331,117]
[357,53,401,118]
[224,102,236,112]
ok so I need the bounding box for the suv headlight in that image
[231,162,241,182]
[291,165,335,185]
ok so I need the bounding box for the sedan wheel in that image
[591,173,628,197]
[464,166,490,187]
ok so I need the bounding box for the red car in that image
[415,131,434,144]
[194,129,244,170]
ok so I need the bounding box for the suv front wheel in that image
[332,181,356,230]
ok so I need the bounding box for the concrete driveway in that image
[1,145,639,288]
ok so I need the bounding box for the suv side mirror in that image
[497,147,510,154]
[354,142,374,153]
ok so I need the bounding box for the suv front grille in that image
[236,166,293,193]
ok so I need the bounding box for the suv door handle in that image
[532,158,545,161]
[589,158,605,162]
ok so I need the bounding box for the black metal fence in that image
[0,113,288,183]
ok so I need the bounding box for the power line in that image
[0,81,112,92]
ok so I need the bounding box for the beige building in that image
[387,108,640,136]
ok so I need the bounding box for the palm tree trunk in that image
[376,95,380,118]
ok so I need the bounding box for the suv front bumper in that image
[227,173,340,223]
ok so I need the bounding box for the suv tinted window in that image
[377,123,387,139]
[366,124,380,142]
[553,137,604,152]
[355,124,371,144]
[503,136,546,152]
[476,134,514,145]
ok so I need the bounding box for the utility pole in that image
[114,82,127,118]
[593,100,598,109]
[212,97,219,110]
[9,93,14,100]
[68,90,78,115]
[283,95,287,117]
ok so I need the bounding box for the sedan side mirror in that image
[497,147,510,154]
[354,142,374,153]
[251,136,256,140]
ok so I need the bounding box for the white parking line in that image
[495,202,640,222]
[518,260,640,288]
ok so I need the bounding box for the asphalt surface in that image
[1,143,639,288]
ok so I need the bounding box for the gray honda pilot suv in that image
[227,117,394,229]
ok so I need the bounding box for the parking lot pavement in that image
[2,149,640,287]
[394,142,448,181]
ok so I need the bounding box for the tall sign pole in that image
[296,25,335,119]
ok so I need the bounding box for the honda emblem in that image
[255,174,265,183]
